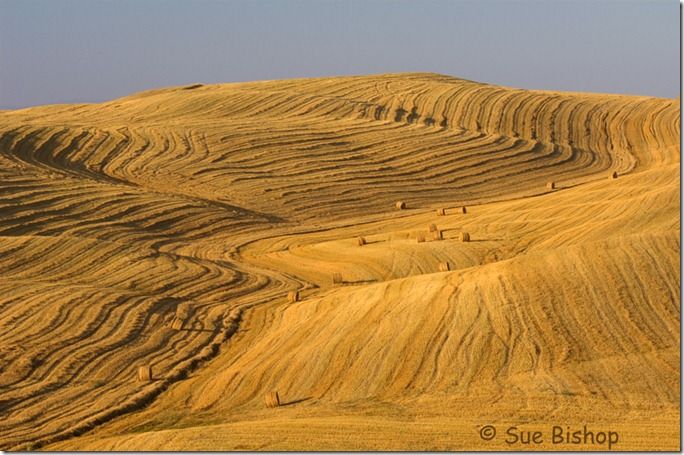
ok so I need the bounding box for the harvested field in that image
[0,73,678,451]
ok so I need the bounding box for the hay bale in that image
[436,208,446,216]
[395,201,406,210]
[332,272,343,284]
[459,232,470,242]
[609,171,618,179]
[287,290,299,303]
[357,236,366,246]
[428,223,438,232]
[264,391,280,408]
[416,232,426,243]
[431,230,443,241]
[438,262,450,272]
[137,366,152,382]
[459,206,467,214]
[546,181,555,190]
[171,317,184,331]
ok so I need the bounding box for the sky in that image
[0,0,679,109]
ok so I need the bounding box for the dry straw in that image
[546,181,555,190]
[439,262,450,272]
[264,391,280,408]
[171,317,184,331]
[428,223,438,232]
[432,230,443,241]
[416,232,426,243]
[436,208,446,216]
[395,201,406,210]
[287,290,299,302]
[332,272,343,284]
[459,232,470,242]
[357,236,366,246]
[459,206,467,214]
[222,309,240,336]
[137,366,152,382]
[176,303,191,320]
[223,308,241,325]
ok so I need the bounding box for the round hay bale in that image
[438,262,450,272]
[137,366,152,382]
[332,272,343,284]
[428,223,438,232]
[431,230,443,241]
[357,236,366,246]
[264,391,280,408]
[436,208,446,216]
[416,232,426,243]
[459,232,470,242]
[395,201,406,210]
[460,206,467,214]
[171,317,184,331]
[287,290,299,303]
[546,181,555,190]
[609,171,618,179]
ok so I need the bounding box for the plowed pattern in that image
[0,73,678,450]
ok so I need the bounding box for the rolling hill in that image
[0,73,679,451]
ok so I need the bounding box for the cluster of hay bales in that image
[264,391,281,408]
[137,366,152,382]
[357,236,366,246]
[395,201,406,210]
[332,272,343,284]
[287,290,300,302]
[413,204,475,246]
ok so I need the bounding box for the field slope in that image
[0,73,679,451]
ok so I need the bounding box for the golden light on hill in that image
[0,73,679,451]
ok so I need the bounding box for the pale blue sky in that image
[0,0,679,109]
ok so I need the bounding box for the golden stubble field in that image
[0,73,679,451]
